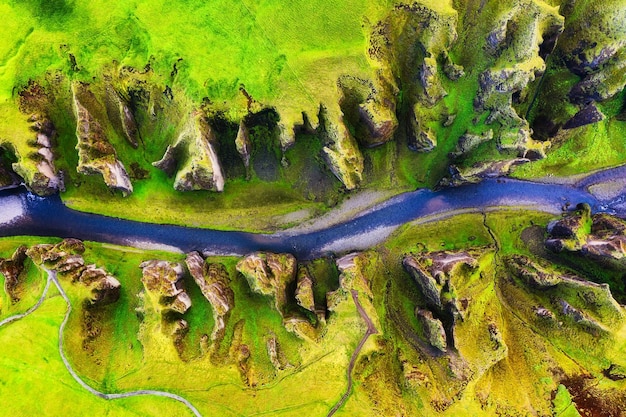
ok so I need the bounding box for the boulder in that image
[140,260,191,315]
[72,82,133,196]
[185,251,234,340]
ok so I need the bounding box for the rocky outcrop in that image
[368,3,457,154]
[295,265,316,313]
[357,98,398,147]
[408,115,436,152]
[318,104,364,190]
[559,299,605,334]
[105,85,139,148]
[452,130,493,158]
[0,151,20,190]
[545,205,626,262]
[507,254,624,326]
[237,252,324,340]
[185,251,234,340]
[545,203,591,252]
[153,111,225,192]
[563,104,605,129]
[0,246,28,303]
[235,120,252,177]
[403,256,442,311]
[26,239,121,306]
[72,82,133,196]
[559,1,626,104]
[440,158,530,187]
[11,82,64,196]
[416,308,447,352]
[139,260,191,315]
[403,251,477,350]
[506,255,562,289]
[236,252,296,315]
[327,252,374,311]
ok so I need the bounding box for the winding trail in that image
[0,269,203,417]
[327,290,378,417]
[0,271,52,327]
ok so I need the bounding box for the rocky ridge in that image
[72,82,133,196]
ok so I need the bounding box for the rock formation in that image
[294,265,316,313]
[11,81,64,195]
[236,252,296,315]
[185,251,234,340]
[0,246,28,303]
[318,104,364,190]
[416,308,447,353]
[26,239,121,306]
[72,82,133,196]
[153,111,225,192]
[237,252,323,340]
[235,120,252,178]
[139,259,191,315]
[506,254,624,327]
[403,250,477,350]
[546,204,626,263]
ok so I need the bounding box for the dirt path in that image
[327,290,378,417]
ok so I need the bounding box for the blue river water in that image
[1,172,624,259]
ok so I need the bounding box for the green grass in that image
[0,280,200,417]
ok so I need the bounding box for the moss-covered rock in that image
[153,111,225,192]
[416,308,447,352]
[10,81,64,196]
[236,252,296,314]
[318,104,364,190]
[139,259,191,315]
[0,246,28,303]
[185,251,234,340]
[72,82,133,196]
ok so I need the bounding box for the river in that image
[1,166,625,259]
